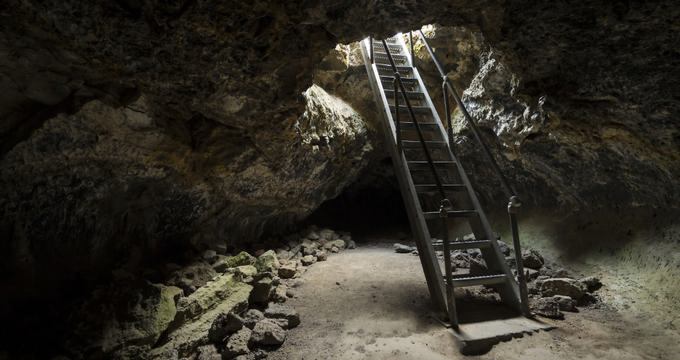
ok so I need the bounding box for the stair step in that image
[374,52,408,62]
[446,274,508,287]
[432,239,493,250]
[372,43,403,53]
[414,183,466,192]
[423,210,477,220]
[376,63,412,73]
[408,160,456,167]
[399,121,439,130]
[390,104,431,115]
[380,76,418,86]
[401,140,446,148]
[384,89,424,100]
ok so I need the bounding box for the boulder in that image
[254,250,281,273]
[243,309,265,330]
[347,240,357,249]
[271,285,288,303]
[522,249,545,269]
[264,303,300,329]
[196,344,221,360]
[277,263,297,279]
[223,327,252,359]
[212,255,232,273]
[208,312,244,343]
[322,239,345,251]
[250,277,274,305]
[315,250,328,261]
[553,295,577,312]
[318,228,338,241]
[393,243,413,253]
[250,319,286,346]
[101,283,183,353]
[167,262,218,296]
[580,276,603,292]
[151,275,252,358]
[228,252,256,267]
[540,278,587,300]
[300,255,316,266]
[531,297,564,319]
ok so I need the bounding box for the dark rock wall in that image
[1,0,679,328]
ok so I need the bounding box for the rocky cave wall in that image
[1,0,679,328]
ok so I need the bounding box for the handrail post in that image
[394,77,402,154]
[369,36,374,64]
[509,196,530,317]
[440,199,458,329]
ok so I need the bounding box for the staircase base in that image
[452,316,555,355]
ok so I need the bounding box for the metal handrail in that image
[414,29,530,316]
[380,39,450,203]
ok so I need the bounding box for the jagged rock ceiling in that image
[1,0,679,316]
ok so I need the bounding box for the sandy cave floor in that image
[268,239,680,360]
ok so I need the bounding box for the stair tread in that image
[381,75,418,83]
[432,239,493,250]
[408,160,456,165]
[446,274,508,287]
[415,183,466,192]
[384,89,425,99]
[423,210,477,219]
[376,64,412,73]
[402,140,446,147]
[390,104,431,115]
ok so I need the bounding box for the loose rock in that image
[553,295,577,312]
[243,309,265,330]
[208,312,244,343]
[496,240,511,256]
[522,249,545,269]
[228,252,256,267]
[264,303,300,329]
[301,255,316,266]
[580,276,603,292]
[347,240,357,249]
[393,243,413,253]
[315,250,328,261]
[196,344,221,360]
[540,278,587,300]
[278,263,297,279]
[203,250,218,263]
[271,285,288,303]
[223,326,252,359]
[254,250,281,273]
[531,297,564,319]
[250,319,286,346]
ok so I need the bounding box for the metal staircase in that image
[360,33,530,329]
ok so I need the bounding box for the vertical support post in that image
[440,200,457,329]
[509,196,531,317]
[394,78,402,154]
[442,76,453,147]
[369,36,374,64]
[409,31,414,66]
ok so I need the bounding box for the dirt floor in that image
[268,237,680,360]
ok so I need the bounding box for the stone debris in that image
[393,243,414,253]
[208,312,244,343]
[264,303,301,329]
[301,255,317,266]
[522,249,545,269]
[315,250,328,261]
[250,319,287,346]
[580,276,603,292]
[278,262,298,279]
[531,297,564,319]
[540,278,587,300]
[553,295,577,312]
[223,327,252,359]
[196,344,221,360]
